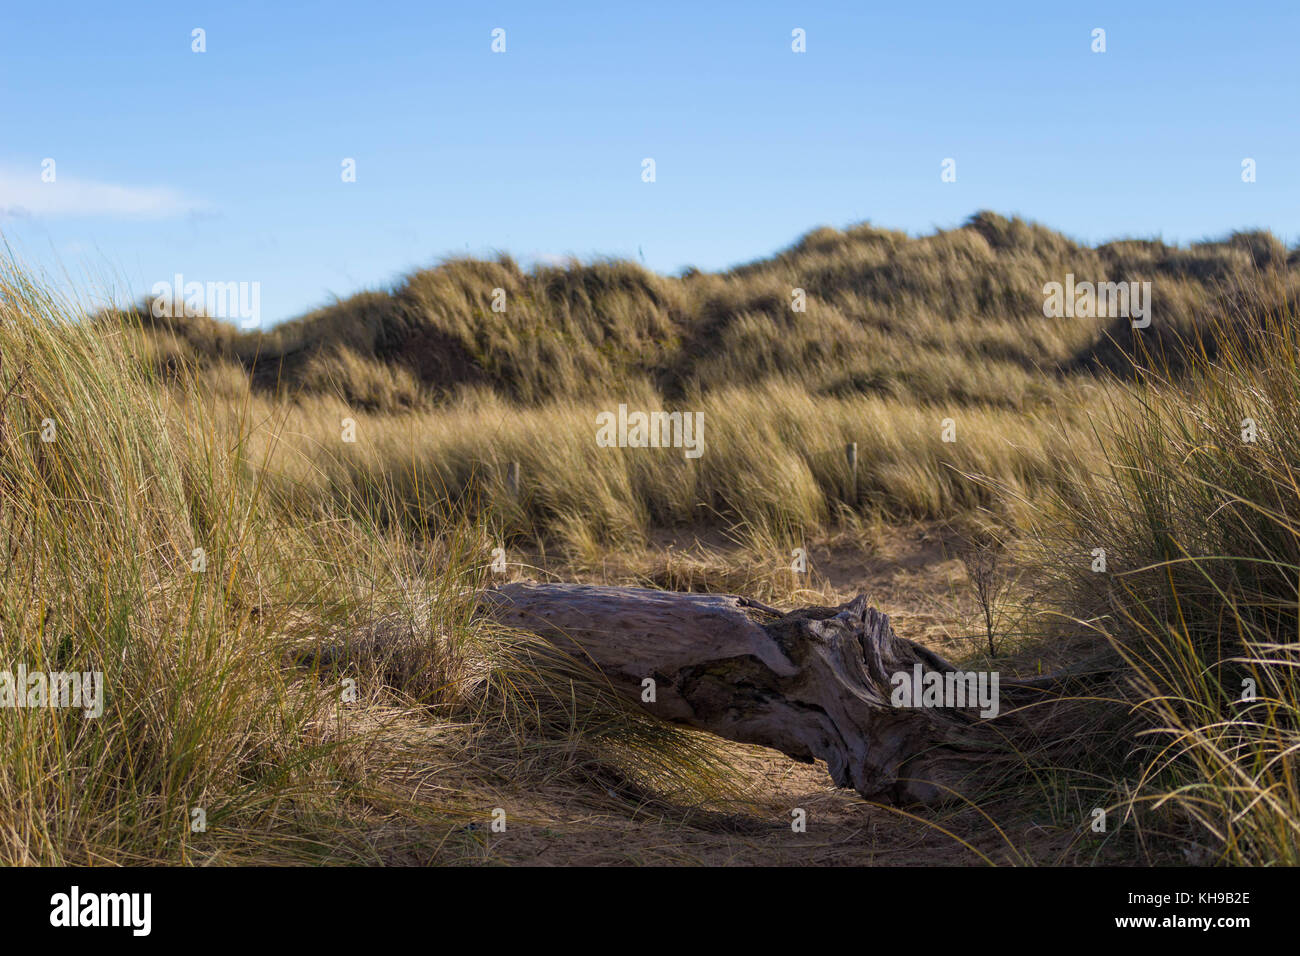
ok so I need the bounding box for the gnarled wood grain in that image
[478,583,1020,804]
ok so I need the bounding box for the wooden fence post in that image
[845,441,858,504]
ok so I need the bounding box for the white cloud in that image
[530,252,578,267]
[0,167,207,220]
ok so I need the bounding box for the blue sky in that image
[2,1,1297,325]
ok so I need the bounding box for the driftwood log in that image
[478,583,1075,805]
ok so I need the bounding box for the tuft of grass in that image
[0,256,743,865]
[1021,285,1300,865]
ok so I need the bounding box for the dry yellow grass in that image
[5,212,1299,865]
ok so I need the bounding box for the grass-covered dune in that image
[121,211,1298,412]
[110,212,1300,553]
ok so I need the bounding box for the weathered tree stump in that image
[478,583,1034,804]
